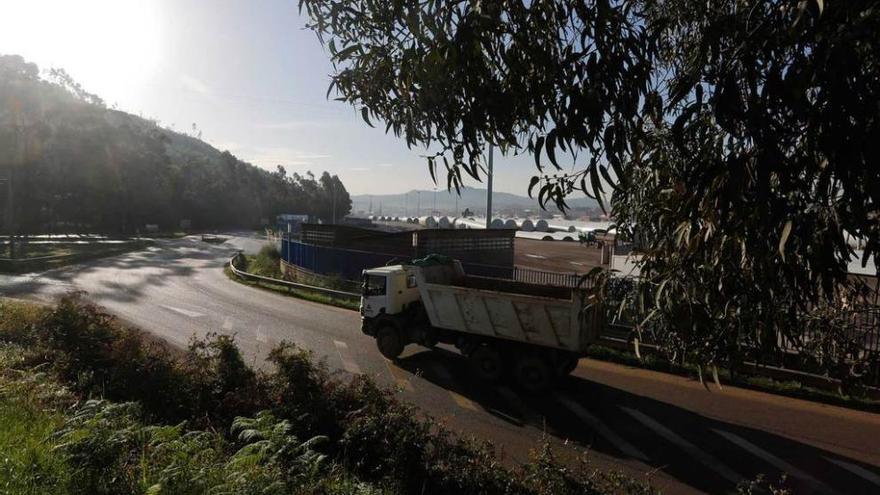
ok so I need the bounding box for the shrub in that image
[522,442,655,495]
[179,333,269,427]
[250,245,283,279]
[52,400,146,495]
[33,293,190,423]
[0,300,46,345]
[2,294,655,495]
[50,399,382,495]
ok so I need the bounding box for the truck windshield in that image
[363,275,386,296]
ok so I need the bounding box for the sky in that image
[0,0,553,196]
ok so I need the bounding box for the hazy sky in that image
[0,0,560,196]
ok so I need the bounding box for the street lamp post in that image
[0,168,15,258]
[0,174,11,258]
[486,144,494,229]
[332,183,337,224]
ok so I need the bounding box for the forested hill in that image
[0,54,351,234]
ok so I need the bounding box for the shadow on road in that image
[0,237,245,303]
[394,347,877,495]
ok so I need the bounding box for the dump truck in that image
[360,258,601,392]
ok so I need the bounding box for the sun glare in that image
[0,0,162,100]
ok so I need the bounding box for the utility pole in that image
[331,183,337,224]
[433,187,437,215]
[485,144,494,229]
[1,173,11,258]
[3,114,24,258]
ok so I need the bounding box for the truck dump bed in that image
[413,262,598,353]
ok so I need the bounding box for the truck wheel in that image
[376,326,404,360]
[513,355,553,394]
[469,346,504,382]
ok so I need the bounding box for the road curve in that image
[2,235,878,495]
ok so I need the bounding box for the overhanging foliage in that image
[299,0,880,382]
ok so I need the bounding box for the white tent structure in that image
[420,216,438,229]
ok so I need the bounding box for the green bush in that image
[0,294,654,495]
[179,333,269,426]
[0,300,46,345]
[50,400,377,495]
[31,294,191,423]
[250,245,283,279]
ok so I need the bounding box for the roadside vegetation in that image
[227,245,360,311]
[246,245,284,279]
[0,296,659,495]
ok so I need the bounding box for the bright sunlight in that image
[0,0,162,100]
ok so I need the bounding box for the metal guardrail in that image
[228,252,361,301]
[513,265,588,289]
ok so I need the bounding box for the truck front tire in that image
[376,326,404,360]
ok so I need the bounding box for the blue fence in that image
[281,237,514,281]
[282,238,400,280]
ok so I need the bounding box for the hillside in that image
[0,54,350,234]
[352,188,598,217]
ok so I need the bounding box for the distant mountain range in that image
[351,188,597,217]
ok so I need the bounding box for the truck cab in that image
[360,265,421,320]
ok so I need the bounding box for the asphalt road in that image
[2,234,879,495]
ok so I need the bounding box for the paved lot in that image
[2,234,878,494]
[515,238,603,273]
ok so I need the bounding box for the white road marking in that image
[255,325,268,343]
[430,363,478,411]
[712,429,839,495]
[569,261,586,266]
[621,407,741,484]
[333,340,362,375]
[159,304,206,318]
[222,317,234,331]
[525,254,547,259]
[383,358,414,392]
[556,395,648,462]
[824,457,880,487]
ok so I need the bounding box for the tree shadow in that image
[0,236,251,303]
[394,347,878,495]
